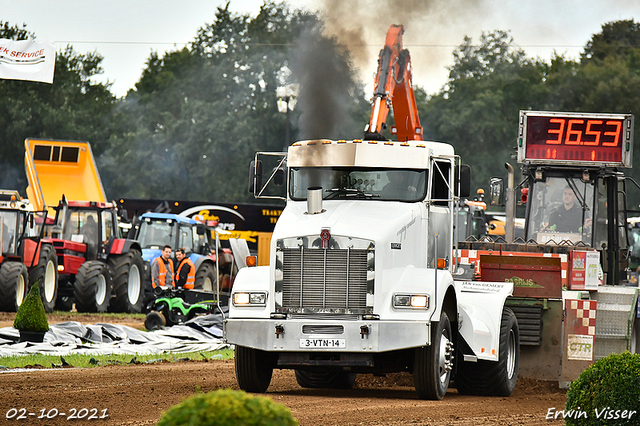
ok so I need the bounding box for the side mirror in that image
[196,223,206,235]
[489,177,505,206]
[455,165,471,198]
[248,160,263,194]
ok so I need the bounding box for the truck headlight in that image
[393,294,429,309]
[233,292,267,306]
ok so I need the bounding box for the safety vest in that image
[177,258,196,289]
[153,257,174,288]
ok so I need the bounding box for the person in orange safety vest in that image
[175,247,196,289]
[151,245,174,288]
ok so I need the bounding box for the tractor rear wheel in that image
[108,251,144,313]
[28,244,58,313]
[74,261,112,313]
[0,262,29,312]
[194,262,217,292]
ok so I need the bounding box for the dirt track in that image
[0,312,568,425]
[1,360,568,426]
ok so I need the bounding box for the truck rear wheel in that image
[456,307,519,396]
[294,370,357,389]
[0,262,29,312]
[29,244,58,313]
[74,261,112,313]
[414,310,454,400]
[108,251,144,313]
[235,345,274,393]
[194,262,216,291]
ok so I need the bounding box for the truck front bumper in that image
[224,318,431,353]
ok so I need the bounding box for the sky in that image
[2,0,640,98]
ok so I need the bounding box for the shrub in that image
[13,282,49,332]
[157,388,298,426]
[565,351,640,425]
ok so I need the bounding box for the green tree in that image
[100,1,367,203]
[0,22,115,193]
[419,30,545,192]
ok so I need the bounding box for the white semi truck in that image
[225,138,519,400]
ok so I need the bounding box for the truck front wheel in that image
[235,345,274,393]
[456,307,519,396]
[414,310,454,400]
[294,370,357,389]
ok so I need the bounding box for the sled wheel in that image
[414,310,454,400]
[235,345,274,393]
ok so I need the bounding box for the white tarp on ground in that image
[0,314,228,357]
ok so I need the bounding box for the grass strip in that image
[0,348,234,369]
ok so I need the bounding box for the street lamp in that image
[277,84,298,147]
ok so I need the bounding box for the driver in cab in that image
[546,186,592,233]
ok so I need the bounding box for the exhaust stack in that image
[306,187,324,214]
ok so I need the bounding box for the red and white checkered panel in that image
[567,299,597,336]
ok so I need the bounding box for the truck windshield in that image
[289,167,427,202]
[527,176,595,245]
[0,211,19,254]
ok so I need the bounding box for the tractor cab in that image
[51,199,119,262]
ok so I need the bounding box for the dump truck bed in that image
[24,138,106,213]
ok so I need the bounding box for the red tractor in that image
[0,190,58,312]
[47,198,145,313]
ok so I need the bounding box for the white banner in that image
[0,39,56,84]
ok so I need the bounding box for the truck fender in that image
[454,280,514,362]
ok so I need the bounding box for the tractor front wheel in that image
[109,251,144,313]
[74,261,112,313]
[0,262,29,312]
[29,244,58,313]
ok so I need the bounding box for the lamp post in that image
[277,84,298,147]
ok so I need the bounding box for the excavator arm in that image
[364,24,423,142]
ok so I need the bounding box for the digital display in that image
[518,111,634,167]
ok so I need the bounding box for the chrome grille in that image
[281,247,369,312]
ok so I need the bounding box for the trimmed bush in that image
[157,388,298,426]
[565,352,640,425]
[13,282,49,332]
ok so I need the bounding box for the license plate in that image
[299,338,346,349]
